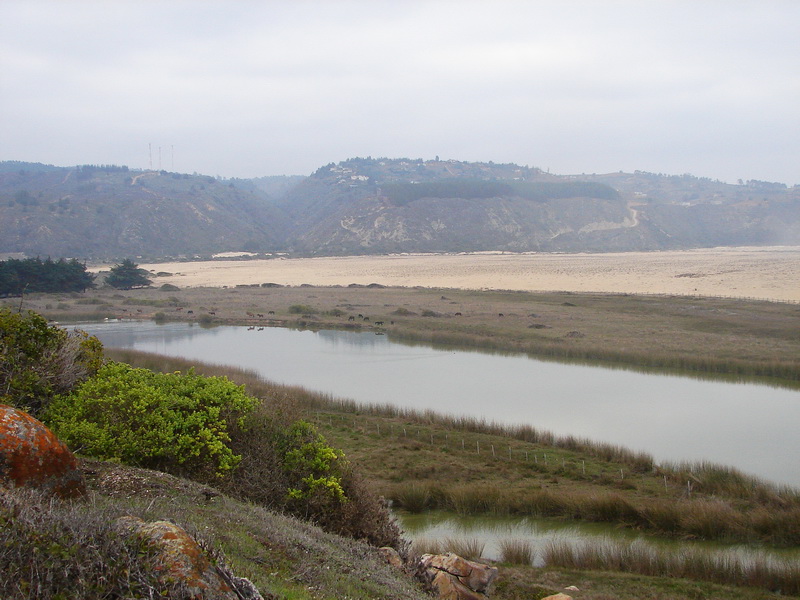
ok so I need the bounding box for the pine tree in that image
[105,259,152,290]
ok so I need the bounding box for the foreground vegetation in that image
[18,284,800,386]
[109,349,800,597]
[4,289,800,598]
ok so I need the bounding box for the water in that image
[396,510,800,566]
[76,320,800,487]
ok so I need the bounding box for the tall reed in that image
[498,538,534,566]
[541,538,800,595]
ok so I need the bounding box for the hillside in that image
[0,163,292,260]
[1,159,797,260]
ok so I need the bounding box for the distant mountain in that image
[1,159,797,260]
[0,163,294,260]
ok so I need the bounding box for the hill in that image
[1,159,797,260]
[0,163,293,260]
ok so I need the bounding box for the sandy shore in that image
[139,246,800,303]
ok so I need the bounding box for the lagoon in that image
[78,320,800,487]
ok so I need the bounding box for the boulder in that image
[541,595,573,600]
[118,516,263,599]
[378,546,405,569]
[418,553,498,600]
[0,404,86,499]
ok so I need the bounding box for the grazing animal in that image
[257,327,264,331]
[246,311,255,317]
[257,313,264,318]
[247,326,255,330]
[268,310,275,315]
[455,312,462,316]
[375,321,384,326]
[136,309,143,313]
[363,316,370,322]
[358,314,364,319]
[208,311,215,315]
[498,313,504,317]
[187,310,193,314]
[348,315,355,321]
[176,307,183,311]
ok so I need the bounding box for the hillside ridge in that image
[1,158,797,260]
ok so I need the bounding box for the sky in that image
[1,1,798,185]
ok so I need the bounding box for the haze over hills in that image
[1,158,797,261]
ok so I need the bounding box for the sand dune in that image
[140,246,800,303]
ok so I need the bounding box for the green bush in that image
[225,411,403,548]
[280,420,347,507]
[0,309,103,415]
[288,304,315,314]
[43,362,258,479]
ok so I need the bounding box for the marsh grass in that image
[541,538,800,595]
[498,538,535,566]
[107,349,800,546]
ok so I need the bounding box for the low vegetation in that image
[20,284,800,386]
[3,292,800,599]
[104,349,800,596]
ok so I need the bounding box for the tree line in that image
[0,257,96,297]
[0,257,152,296]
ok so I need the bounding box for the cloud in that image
[1,0,798,184]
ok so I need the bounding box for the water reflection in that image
[397,510,800,566]
[77,321,800,487]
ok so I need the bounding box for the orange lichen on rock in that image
[117,516,242,599]
[0,404,86,499]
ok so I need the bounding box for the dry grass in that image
[498,538,535,566]
[541,538,800,595]
[20,284,800,385]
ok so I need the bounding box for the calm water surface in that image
[77,320,800,487]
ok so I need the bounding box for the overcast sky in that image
[1,1,798,184]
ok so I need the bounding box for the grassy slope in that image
[79,459,426,600]
[50,458,792,600]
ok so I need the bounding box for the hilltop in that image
[0,158,798,260]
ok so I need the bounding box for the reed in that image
[410,537,443,558]
[442,537,486,561]
[497,538,534,566]
[541,538,800,595]
[393,483,431,513]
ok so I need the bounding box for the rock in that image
[0,404,86,499]
[378,546,405,569]
[418,553,498,600]
[541,594,573,600]
[118,516,263,599]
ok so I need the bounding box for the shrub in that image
[0,309,103,415]
[43,362,258,480]
[288,304,315,314]
[280,420,347,508]
[0,487,168,599]
[225,411,403,548]
[158,283,180,291]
